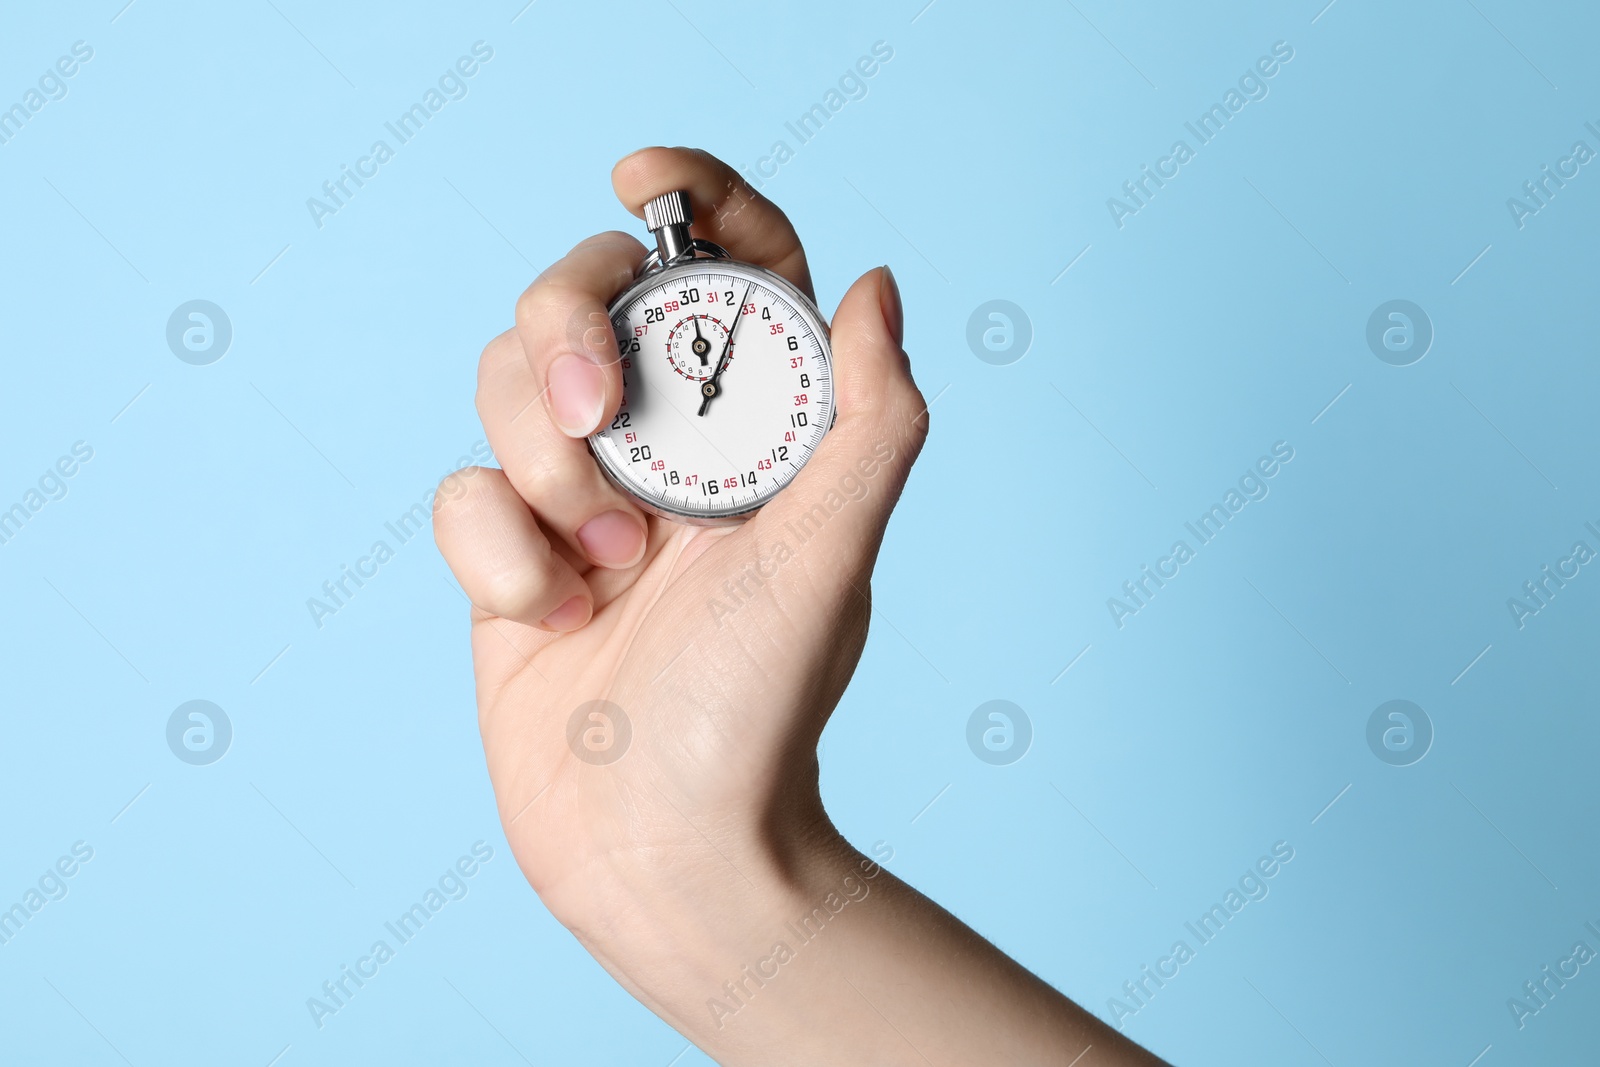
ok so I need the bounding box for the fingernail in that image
[577,509,647,569]
[879,265,903,347]
[541,595,591,632]
[548,354,606,437]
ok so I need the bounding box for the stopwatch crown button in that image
[644,190,693,232]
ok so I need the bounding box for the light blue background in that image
[2,1,1597,1063]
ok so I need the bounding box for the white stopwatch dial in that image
[589,191,834,524]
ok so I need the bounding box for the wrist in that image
[558,806,850,945]
[549,807,862,1035]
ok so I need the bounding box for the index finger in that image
[611,146,813,301]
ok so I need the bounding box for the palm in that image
[469,513,866,914]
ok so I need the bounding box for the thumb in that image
[747,265,927,597]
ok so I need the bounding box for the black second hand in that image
[698,282,753,417]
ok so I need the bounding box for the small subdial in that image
[666,313,730,381]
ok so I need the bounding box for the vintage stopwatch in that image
[588,190,834,525]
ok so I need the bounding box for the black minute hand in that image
[698,283,753,417]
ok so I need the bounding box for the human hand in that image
[433,143,925,945]
[435,148,1164,1066]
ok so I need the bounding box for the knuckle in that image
[513,283,551,331]
[848,378,928,459]
[517,284,608,354]
[478,561,553,621]
[899,387,931,453]
[505,439,568,497]
[576,310,617,363]
[515,280,589,334]
[476,331,522,387]
[433,465,493,514]
[577,230,644,257]
[902,381,930,431]
[475,341,529,423]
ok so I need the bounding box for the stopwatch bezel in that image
[588,257,834,526]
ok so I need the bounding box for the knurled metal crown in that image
[643,190,692,232]
[643,190,695,266]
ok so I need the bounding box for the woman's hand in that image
[433,145,924,915]
[435,147,1166,1066]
